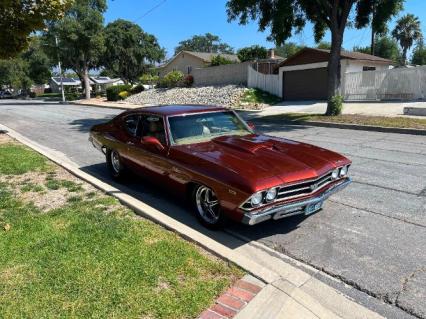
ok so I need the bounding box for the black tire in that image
[192,184,226,229]
[106,148,127,181]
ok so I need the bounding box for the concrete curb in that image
[69,101,131,110]
[69,101,144,111]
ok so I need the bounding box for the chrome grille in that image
[277,172,333,200]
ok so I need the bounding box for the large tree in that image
[102,19,165,84]
[22,37,53,85]
[0,58,31,92]
[227,0,404,115]
[275,42,304,58]
[355,0,404,55]
[0,0,71,59]
[237,45,268,62]
[354,36,401,63]
[317,41,332,50]
[0,36,52,94]
[411,41,426,65]
[174,33,234,55]
[392,14,423,65]
[44,0,107,99]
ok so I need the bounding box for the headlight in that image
[340,165,348,177]
[331,169,339,180]
[265,188,278,202]
[250,192,263,206]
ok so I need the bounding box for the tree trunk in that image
[325,0,353,116]
[371,30,375,55]
[326,32,343,115]
[402,47,408,65]
[83,65,91,100]
[370,2,376,56]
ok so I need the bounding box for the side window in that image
[140,115,166,145]
[363,66,376,71]
[124,115,140,137]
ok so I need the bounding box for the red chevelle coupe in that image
[89,105,351,228]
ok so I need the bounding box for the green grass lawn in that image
[0,140,243,318]
[240,88,281,107]
[259,113,426,130]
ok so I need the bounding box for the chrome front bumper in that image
[242,178,352,225]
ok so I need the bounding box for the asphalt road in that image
[1,100,425,319]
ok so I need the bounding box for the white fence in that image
[247,65,281,97]
[344,66,426,101]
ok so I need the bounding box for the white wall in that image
[342,60,391,73]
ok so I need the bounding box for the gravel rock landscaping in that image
[126,85,248,108]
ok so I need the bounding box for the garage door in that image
[283,68,328,100]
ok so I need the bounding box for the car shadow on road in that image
[79,162,307,250]
[69,116,117,133]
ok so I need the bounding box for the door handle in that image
[126,141,135,146]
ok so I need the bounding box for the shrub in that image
[210,55,234,66]
[327,95,344,116]
[118,91,130,99]
[161,70,184,88]
[183,74,194,87]
[140,74,159,85]
[130,84,145,95]
[29,92,37,98]
[106,84,132,101]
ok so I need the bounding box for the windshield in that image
[168,111,252,145]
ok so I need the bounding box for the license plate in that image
[305,201,323,215]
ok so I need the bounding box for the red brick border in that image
[198,279,263,319]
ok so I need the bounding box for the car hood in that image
[176,134,350,191]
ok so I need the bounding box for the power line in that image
[133,0,167,23]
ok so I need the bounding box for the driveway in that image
[0,100,425,319]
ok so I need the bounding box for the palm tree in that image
[392,14,423,65]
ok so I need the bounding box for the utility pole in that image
[55,36,66,103]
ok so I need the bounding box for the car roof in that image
[124,104,229,116]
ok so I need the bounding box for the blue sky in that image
[105,0,426,58]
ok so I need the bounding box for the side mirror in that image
[247,121,256,130]
[141,136,165,151]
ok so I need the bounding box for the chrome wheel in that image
[110,150,121,173]
[195,186,220,224]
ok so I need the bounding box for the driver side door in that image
[125,114,171,181]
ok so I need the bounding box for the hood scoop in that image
[212,136,276,154]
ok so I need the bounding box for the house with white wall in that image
[275,48,394,100]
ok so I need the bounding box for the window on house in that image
[363,66,376,71]
[187,66,192,74]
